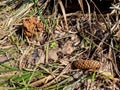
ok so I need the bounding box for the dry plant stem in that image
[78,0,84,14]
[47,0,58,18]
[0,0,9,6]
[85,0,91,29]
[0,1,7,5]
[47,34,73,43]
[110,5,120,11]
[11,3,33,26]
[87,79,93,90]
[0,30,16,44]
[39,64,70,89]
[54,11,80,19]
[53,1,59,16]
[110,39,120,77]
[30,68,58,87]
[3,3,33,31]
[0,87,13,90]
[85,30,120,53]
[11,3,33,17]
[31,34,72,47]
[41,0,51,12]
[60,12,111,19]
[91,33,109,59]
[39,65,55,78]
[108,44,115,77]
[90,0,110,30]
[0,45,13,49]
[30,75,54,87]
[19,46,32,69]
[78,28,120,53]
[111,20,120,31]
[58,0,68,31]
[45,43,49,64]
[30,74,69,87]
[0,71,20,78]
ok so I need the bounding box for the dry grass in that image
[0,0,120,90]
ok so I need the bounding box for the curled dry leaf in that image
[62,41,74,54]
[36,49,45,64]
[48,48,60,62]
[73,60,103,70]
[0,55,8,63]
[27,49,45,65]
[23,17,43,37]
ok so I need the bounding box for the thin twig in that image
[58,0,68,31]
[39,64,70,89]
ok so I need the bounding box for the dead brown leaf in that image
[36,49,45,64]
[27,49,45,65]
[0,55,8,63]
[61,41,74,54]
[48,48,60,62]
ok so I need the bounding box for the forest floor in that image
[0,0,120,90]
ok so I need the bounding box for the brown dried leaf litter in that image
[0,0,120,89]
